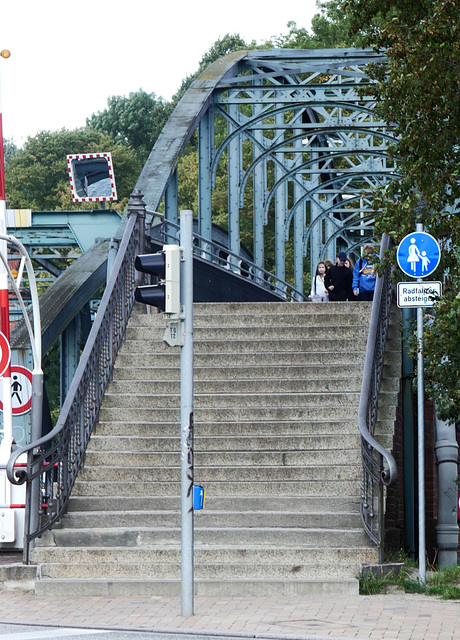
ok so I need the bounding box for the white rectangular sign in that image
[397,281,442,308]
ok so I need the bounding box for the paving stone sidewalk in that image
[0,591,458,640]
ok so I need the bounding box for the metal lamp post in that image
[0,48,13,466]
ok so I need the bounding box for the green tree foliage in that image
[5,128,141,212]
[3,138,18,164]
[172,8,361,290]
[172,34,250,104]
[423,294,460,422]
[342,0,460,423]
[270,2,359,49]
[87,90,173,166]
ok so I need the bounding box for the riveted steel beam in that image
[137,48,396,297]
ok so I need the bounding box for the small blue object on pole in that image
[193,486,205,510]
[396,231,441,279]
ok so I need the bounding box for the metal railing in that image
[6,192,304,561]
[148,211,307,303]
[6,190,393,562]
[358,232,398,562]
[6,190,146,562]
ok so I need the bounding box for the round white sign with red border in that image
[0,331,10,377]
[0,365,33,415]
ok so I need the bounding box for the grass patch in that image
[425,565,460,600]
[360,562,460,600]
[360,572,392,595]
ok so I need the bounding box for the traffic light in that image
[134,245,181,316]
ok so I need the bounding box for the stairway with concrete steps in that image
[31,301,401,596]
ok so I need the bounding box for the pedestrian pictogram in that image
[397,232,441,279]
[0,365,32,415]
[0,331,10,377]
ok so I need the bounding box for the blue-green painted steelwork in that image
[136,49,398,297]
[9,209,121,253]
[7,48,400,448]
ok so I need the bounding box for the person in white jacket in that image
[309,261,329,302]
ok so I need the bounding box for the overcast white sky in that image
[0,0,317,146]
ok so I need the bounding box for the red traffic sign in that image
[0,331,11,377]
[0,365,33,415]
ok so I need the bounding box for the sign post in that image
[0,50,13,466]
[397,225,442,584]
[0,50,43,549]
[180,210,194,617]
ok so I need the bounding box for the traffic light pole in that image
[133,203,195,614]
[180,210,194,616]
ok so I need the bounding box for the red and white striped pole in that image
[0,49,13,465]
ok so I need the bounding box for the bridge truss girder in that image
[137,48,398,299]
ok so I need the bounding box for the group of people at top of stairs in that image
[309,244,377,303]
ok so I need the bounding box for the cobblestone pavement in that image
[0,590,458,640]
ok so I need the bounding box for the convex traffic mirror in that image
[67,153,117,203]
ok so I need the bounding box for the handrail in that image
[358,231,398,561]
[6,190,146,562]
[147,210,308,303]
[6,191,303,562]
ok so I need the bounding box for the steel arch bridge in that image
[136,47,397,299]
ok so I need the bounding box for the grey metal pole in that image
[417,304,426,584]
[180,209,194,616]
[435,412,459,568]
[127,189,147,285]
[415,222,426,584]
[28,372,44,551]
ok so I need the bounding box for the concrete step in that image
[101,391,362,409]
[131,308,371,328]
[125,325,370,342]
[86,434,361,452]
[37,558,370,580]
[112,363,373,381]
[32,299,399,599]
[35,527,370,549]
[34,577,360,597]
[0,563,38,592]
[115,350,367,367]
[77,465,361,484]
[97,404,395,423]
[106,378,363,395]
[57,509,362,530]
[92,419,396,438]
[71,479,361,498]
[122,337,365,354]
[135,300,372,317]
[101,389,398,410]
[67,495,361,512]
[32,545,376,568]
[85,435,393,457]
[37,560,368,582]
[84,449,361,467]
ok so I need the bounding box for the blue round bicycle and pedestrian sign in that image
[397,231,441,279]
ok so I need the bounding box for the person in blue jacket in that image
[353,244,377,301]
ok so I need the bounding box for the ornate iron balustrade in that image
[358,232,398,562]
[6,192,146,562]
